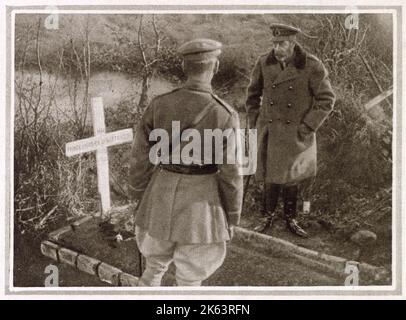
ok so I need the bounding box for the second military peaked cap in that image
[178,38,222,62]
[270,23,302,41]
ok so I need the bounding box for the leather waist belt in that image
[160,164,218,175]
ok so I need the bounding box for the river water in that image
[15,70,176,119]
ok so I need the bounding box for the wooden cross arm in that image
[65,129,134,157]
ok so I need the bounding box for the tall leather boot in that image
[255,183,281,232]
[283,185,308,238]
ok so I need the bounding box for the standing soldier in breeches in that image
[245,24,335,237]
[129,39,243,286]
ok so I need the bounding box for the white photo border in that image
[3,3,403,298]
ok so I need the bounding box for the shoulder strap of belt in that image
[161,102,214,164]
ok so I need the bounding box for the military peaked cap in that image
[270,23,302,41]
[178,38,222,62]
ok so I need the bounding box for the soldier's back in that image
[151,86,235,133]
[135,85,237,243]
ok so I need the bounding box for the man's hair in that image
[183,58,218,76]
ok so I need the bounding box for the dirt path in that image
[205,243,340,286]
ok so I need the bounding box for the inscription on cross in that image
[65,97,134,216]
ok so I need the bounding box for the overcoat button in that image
[288,86,293,90]
[272,84,276,89]
[270,101,274,105]
[269,119,273,123]
[286,120,291,124]
[287,103,292,108]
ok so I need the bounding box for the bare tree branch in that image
[138,15,148,68]
[152,15,161,56]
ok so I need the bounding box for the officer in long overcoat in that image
[245,24,335,237]
[129,39,243,286]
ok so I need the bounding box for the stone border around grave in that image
[41,240,139,286]
[41,213,390,286]
[42,215,139,286]
[234,227,390,284]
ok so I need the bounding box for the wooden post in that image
[359,53,392,108]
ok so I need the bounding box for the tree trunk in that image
[138,72,150,110]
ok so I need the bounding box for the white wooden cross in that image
[65,97,134,216]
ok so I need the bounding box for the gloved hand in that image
[227,225,235,240]
[298,123,314,140]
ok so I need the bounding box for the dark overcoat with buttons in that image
[246,44,335,184]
